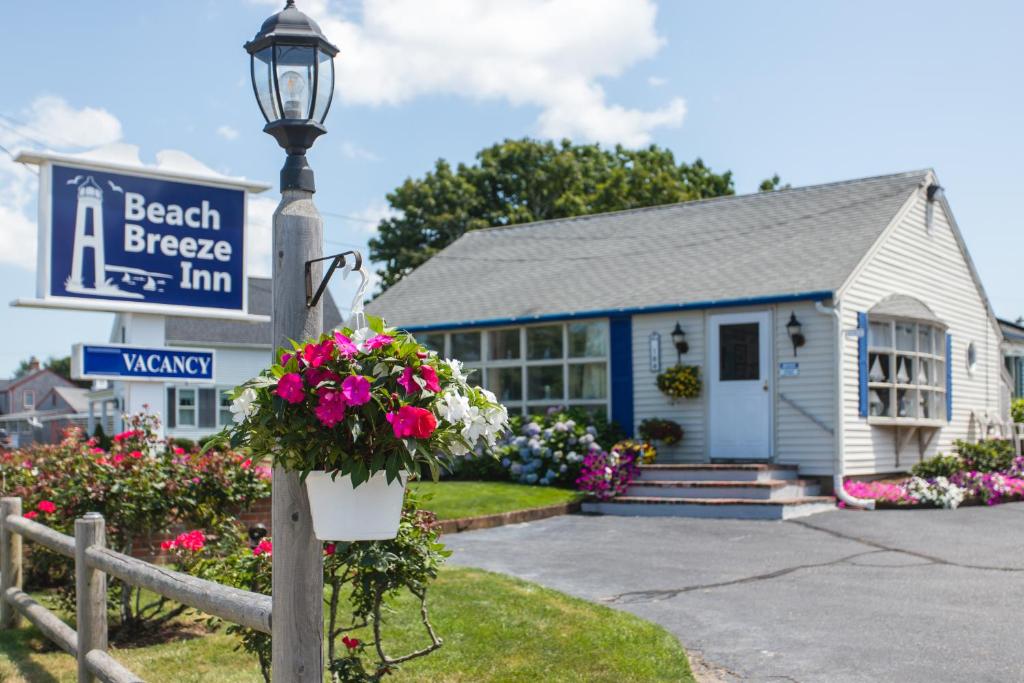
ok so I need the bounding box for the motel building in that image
[368,170,1017,519]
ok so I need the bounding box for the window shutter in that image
[945,333,953,421]
[199,388,217,429]
[166,387,176,428]
[857,312,868,417]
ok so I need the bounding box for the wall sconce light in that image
[670,322,688,362]
[786,312,805,356]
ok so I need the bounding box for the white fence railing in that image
[0,496,271,683]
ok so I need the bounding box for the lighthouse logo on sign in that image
[47,163,246,313]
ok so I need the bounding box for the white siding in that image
[840,182,1002,474]
[631,311,706,462]
[772,301,836,475]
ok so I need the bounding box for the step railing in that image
[0,496,272,683]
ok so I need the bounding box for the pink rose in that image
[419,365,441,392]
[314,390,348,428]
[276,373,305,404]
[333,332,358,358]
[341,375,372,406]
[386,405,438,439]
[364,334,394,350]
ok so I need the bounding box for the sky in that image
[0,0,1022,375]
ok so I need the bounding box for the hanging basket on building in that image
[305,470,408,541]
[656,364,702,401]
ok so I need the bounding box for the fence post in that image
[75,512,107,683]
[0,497,22,629]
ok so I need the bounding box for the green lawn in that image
[0,567,693,682]
[410,481,582,520]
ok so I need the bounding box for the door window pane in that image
[488,367,523,401]
[719,323,759,381]
[568,322,607,358]
[451,332,481,361]
[488,329,521,360]
[527,365,564,400]
[569,363,607,399]
[527,326,563,360]
[419,333,445,354]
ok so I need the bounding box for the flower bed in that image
[843,439,1024,510]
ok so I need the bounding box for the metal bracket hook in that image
[304,250,362,308]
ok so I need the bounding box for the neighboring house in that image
[0,360,87,446]
[89,277,343,442]
[368,170,1007,517]
[999,318,1024,400]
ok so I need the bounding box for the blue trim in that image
[946,333,953,421]
[608,315,634,437]
[857,312,869,417]
[401,290,834,333]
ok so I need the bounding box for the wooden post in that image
[0,497,22,629]
[271,188,324,681]
[75,512,107,683]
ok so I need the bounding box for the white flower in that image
[230,388,259,423]
[445,358,469,385]
[436,390,471,425]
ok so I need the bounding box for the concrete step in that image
[637,463,799,483]
[582,496,835,521]
[626,479,821,500]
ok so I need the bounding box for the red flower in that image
[342,635,361,650]
[419,365,441,392]
[37,500,56,514]
[113,454,125,465]
[253,539,273,557]
[324,543,336,556]
[386,406,437,439]
[241,458,252,469]
[113,429,141,443]
[162,530,206,552]
[275,373,306,404]
[90,447,105,455]
[301,339,335,368]
[23,511,38,520]
[129,450,143,459]
[173,446,186,455]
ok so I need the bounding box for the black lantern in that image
[670,322,688,361]
[245,0,339,192]
[786,312,805,356]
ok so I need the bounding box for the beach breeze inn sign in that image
[14,152,270,318]
[72,343,215,382]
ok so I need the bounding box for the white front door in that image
[709,311,772,459]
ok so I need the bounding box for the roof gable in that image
[368,170,930,329]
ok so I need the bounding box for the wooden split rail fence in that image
[0,496,272,683]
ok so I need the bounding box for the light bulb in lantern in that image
[280,70,307,119]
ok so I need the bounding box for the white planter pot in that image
[304,470,407,541]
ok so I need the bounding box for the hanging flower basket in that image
[656,364,702,401]
[220,316,509,541]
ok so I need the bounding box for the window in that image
[22,391,35,411]
[867,318,946,422]
[967,342,978,376]
[177,388,197,427]
[418,321,610,416]
[719,323,759,381]
[219,388,234,426]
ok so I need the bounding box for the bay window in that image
[867,318,946,423]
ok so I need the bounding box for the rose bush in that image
[220,316,508,486]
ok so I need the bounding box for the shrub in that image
[1012,398,1024,424]
[656,365,701,400]
[576,446,643,501]
[910,453,964,479]
[637,418,683,446]
[611,440,657,465]
[955,438,1015,473]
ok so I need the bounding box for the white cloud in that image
[217,124,240,141]
[339,140,379,161]
[280,0,684,146]
[347,199,397,235]
[647,75,667,87]
[246,195,278,278]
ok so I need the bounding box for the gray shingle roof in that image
[367,170,931,329]
[165,277,343,345]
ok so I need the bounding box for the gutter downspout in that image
[815,300,876,510]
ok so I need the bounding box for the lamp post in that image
[670,322,688,363]
[245,3,338,681]
[786,312,805,356]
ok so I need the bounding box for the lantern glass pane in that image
[274,45,316,119]
[252,47,278,122]
[313,48,335,123]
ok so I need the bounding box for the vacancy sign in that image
[13,152,269,320]
[72,343,215,383]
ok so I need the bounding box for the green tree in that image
[758,174,791,192]
[368,138,739,291]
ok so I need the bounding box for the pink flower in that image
[253,539,273,557]
[129,450,143,459]
[256,465,272,480]
[306,367,341,388]
[324,543,336,556]
[314,390,348,428]
[113,429,141,443]
[276,373,306,404]
[173,446,185,455]
[364,334,394,350]
[386,405,437,439]
[160,539,172,550]
[419,365,441,392]
[163,530,206,552]
[113,454,125,465]
[23,511,38,520]
[280,351,294,365]
[241,458,252,469]
[341,375,371,406]
[37,500,56,514]
[397,367,418,394]
[333,332,358,358]
[301,339,335,368]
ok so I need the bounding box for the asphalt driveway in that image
[446,504,1024,683]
